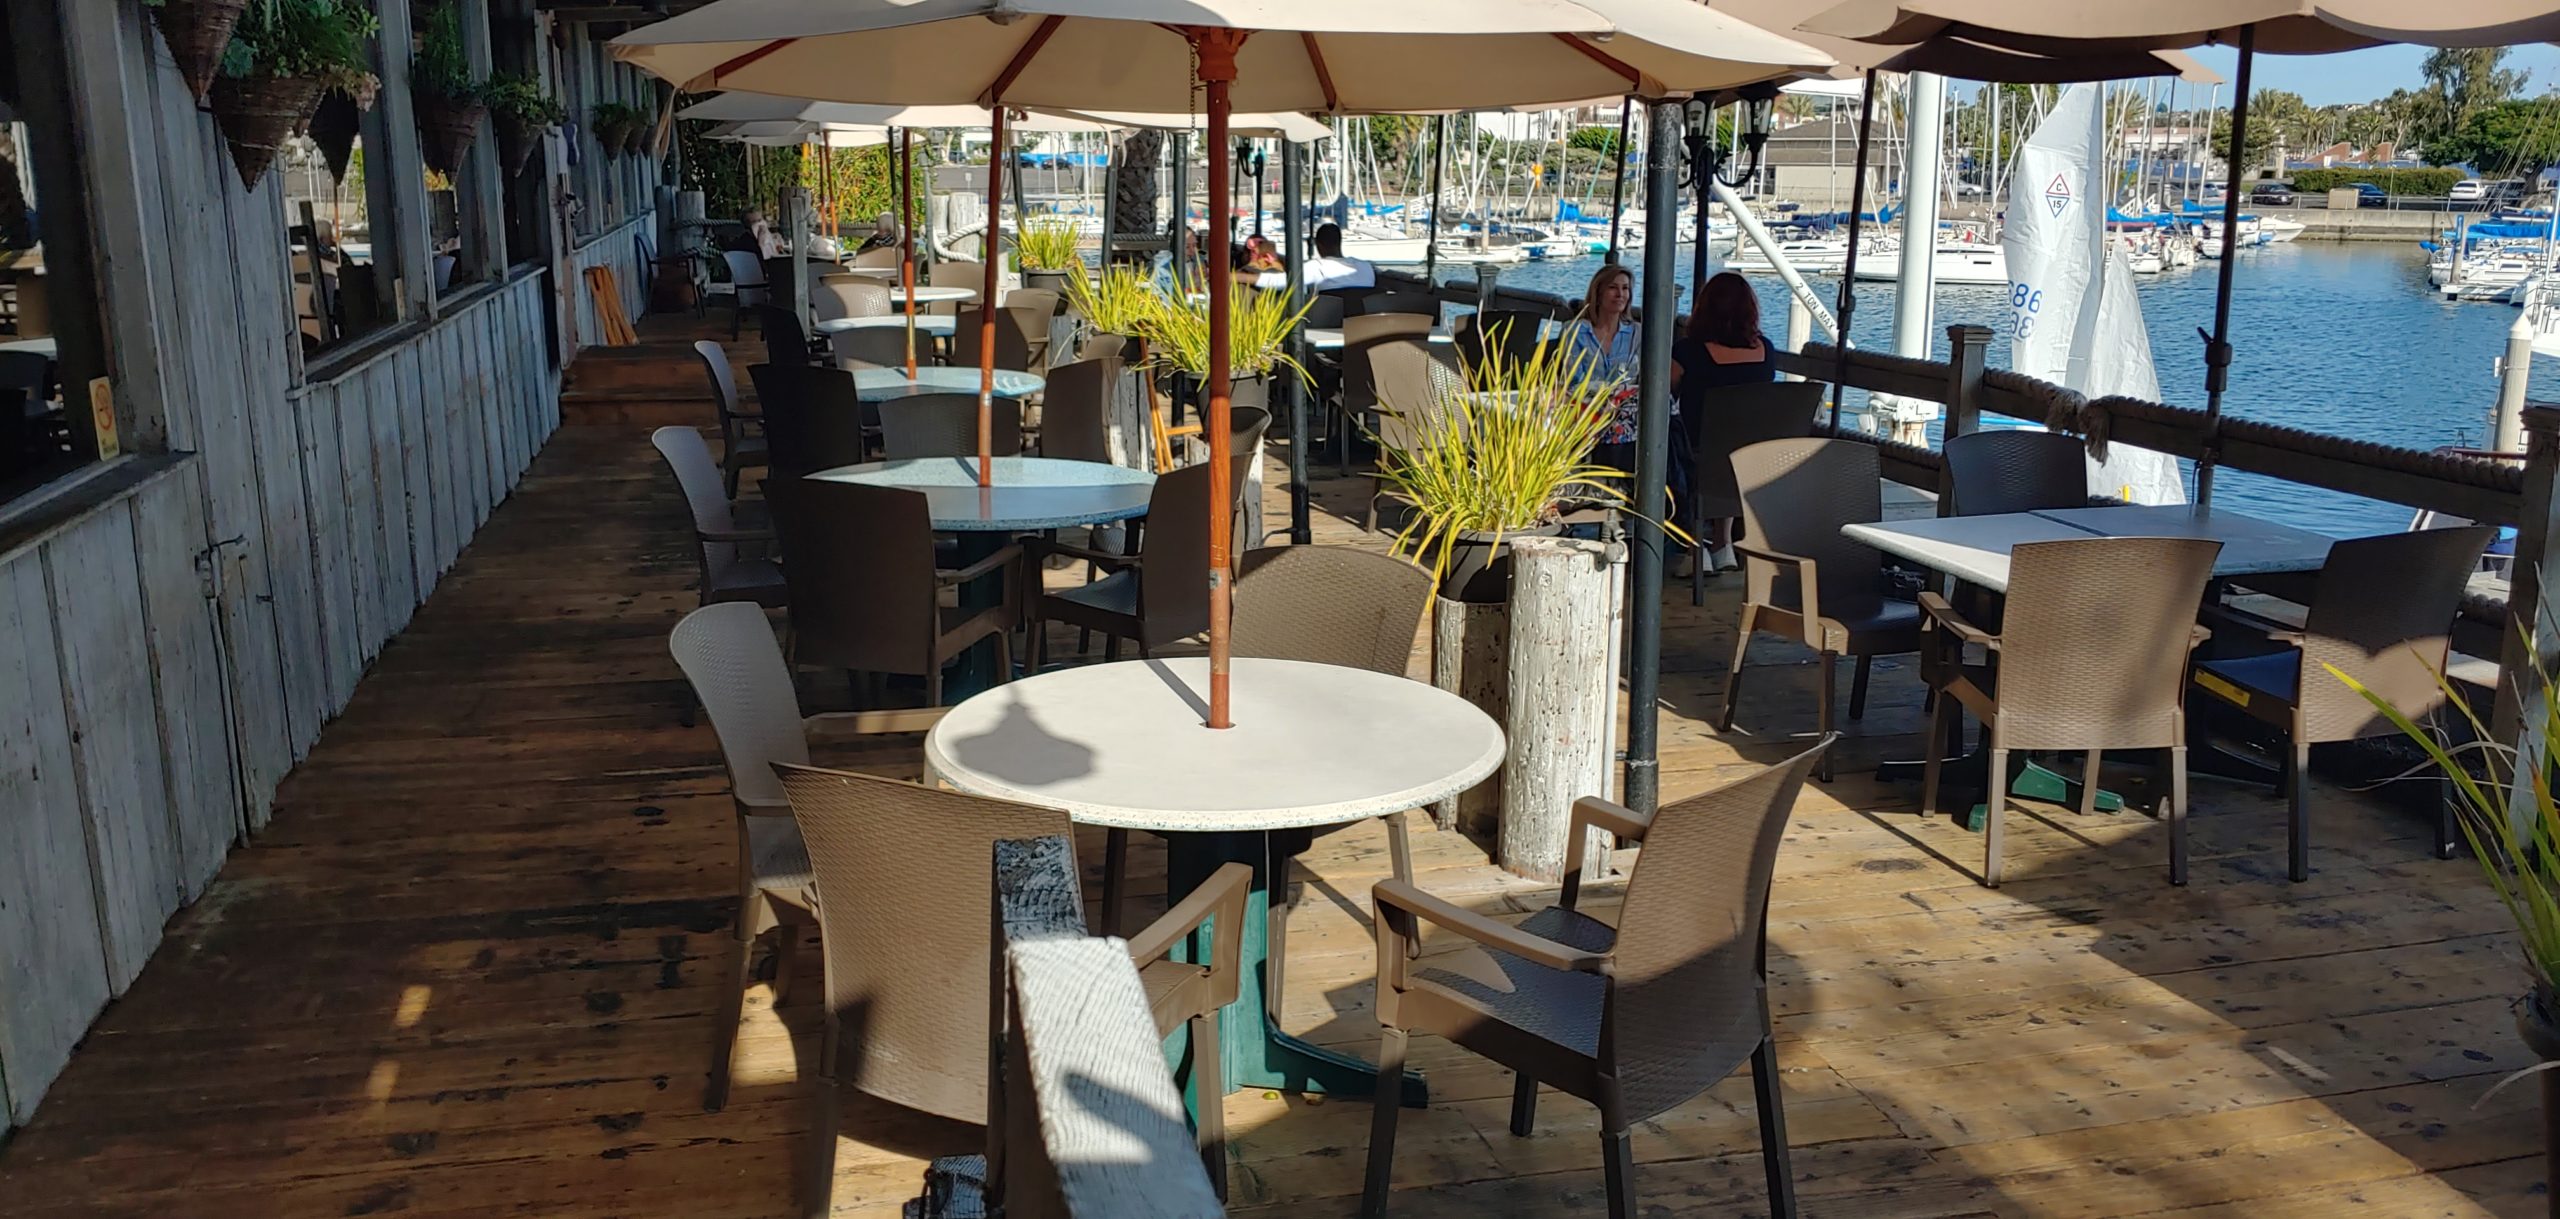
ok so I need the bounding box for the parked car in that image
[2450,178,2528,209]
[2351,182,2390,208]
[2248,181,2297,206]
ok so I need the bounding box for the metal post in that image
[2500,312,2534,453]
[1426,115,1447,284]
[1893,72,1946,358]
[1690,118,1713,317]
[900,128,920,378]
[1098,129,1118,273]
[2194,25,2255,513]
[1605,101,1633,265]
[1169,132,1189,253]
[1283,140,1311,544]
[1624,99,1683,817]
[1829,72,1879,433]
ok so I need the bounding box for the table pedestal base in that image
[946,533,1013,700]
[1165,828,1429,1108]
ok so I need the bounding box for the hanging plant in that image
[590,102,644,158]
[483,73,564,179]
[208,0,381,190]
[145,0,254,106]
[409,1,486,175]
[306,85,361,180]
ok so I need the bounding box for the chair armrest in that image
[1559,797,1652,910]
[936,543,1023,585]
[1371,879,1612,976]
[1733,542,1821,621]
[1730,542,1806,569]
[1918,591,1999,651]
[1126,861,1252,1003]
[699,525,776,544]
[1030,537,1138,571]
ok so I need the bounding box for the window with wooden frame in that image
[269,2,403,356]
[0,0,109,503]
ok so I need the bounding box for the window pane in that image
[0,1,103,500]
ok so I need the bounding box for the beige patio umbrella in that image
[616,0,1829,730]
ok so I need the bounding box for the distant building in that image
[1756,114,1889,209]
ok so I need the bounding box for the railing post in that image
[1937,325,1991,509]
[2496,406,2560,752]
[1783,298,1811,381]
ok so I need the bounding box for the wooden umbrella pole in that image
[978,103,1006,487]
[900,127,919,378]
[1199,30,1243,729]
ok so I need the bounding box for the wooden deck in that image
[0,329,2544,1216]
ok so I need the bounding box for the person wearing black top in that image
[1672,272,1777,572]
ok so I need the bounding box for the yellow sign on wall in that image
[89,377,118,460]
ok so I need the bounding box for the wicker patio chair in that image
[878,391,1024,461]
[2191,526,2494,880]
[827,325,915,373]
[773,764,1251,1214]
[812,273,891,325]
[1037,357,1118,464]
[1365,338,1465,531]
[652,426,784,610]
[1454,308,1548,376]
[1942,429,2089,516]
[759,304,819,368]
[766,478,1019,708]
[1686,381,1821,604]
[1721,438,1924,780]
[1026,460,1213,672]
[1359,292,1439,319]
[691,339,767,499]
[720,249,769,338]
[1363,737,1833,1219]
[1920,536,2221,887]
[953,303,1043,374]
[748,363,875,477]
[1337,312,1435,474]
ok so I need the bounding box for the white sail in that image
[2000,83,2188,506]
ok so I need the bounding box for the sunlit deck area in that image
[0,319,2542,1218]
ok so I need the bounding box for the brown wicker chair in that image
[1004,287,1060,366]
[850,245,902,269]
[827,325,915,373]
[766,478,1019,708]
[1454,308,1548,376]
[1365,338,1465,531]
[925,260,981,315]
[773,764,1251,1214]
[1721,438,1924,780]
[1338,312,1435,474]
[652,426,785,610]
[1363,737,1833,1219]
[1026,460,1215,671]
[748,363,875,478]
[1359,292,1439,318]
[878,391,1024,461]
[759,304,817,368]
[1942,429,2088,516]
[692,339,768,499]
[953,303,1042,373]
[813,274,892,325]
[2191,526,2494,880]
[1686,381,1821,604]
[1920,536,2222,887]
[1037,357,1117,464]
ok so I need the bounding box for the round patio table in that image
[926,655,1505,1105]
[814,455,1151,696]
[892,285,977,306]
[850,366,1044,404]
[814,314,958,338]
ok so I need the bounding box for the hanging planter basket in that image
[210,74,326,190]
[150,0,252,107]
[415,91,487,175]
[494,114,546,178]
[307,88,362,181]
[624,122,651,157]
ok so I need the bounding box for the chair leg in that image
[1848,654,1872,722]
[1105,634,1122,662]
[771,925,799,1004]
[1920,691,1952,819]
[1385,814,1413,883]
[801,1018,841,1219]
[705,920,755,1112]
[1717,606,1757,732]
[1982,747,2008,888]
[1600,1126,1636,1219]
[1100,827,1129,937]
[1191,1009,1227,1199]
[925,670,943,710]
[2078,750,2104,818]
[1815,651,1839,783]
[2288,740,2312,883]
[2437,773,2460,860]
[2169,745,2191,886]
[1751,1034,1798,1219]
[1508,1072,1539,1136]
[1267,883,1291,1024]
[1361,1027,1410,1218]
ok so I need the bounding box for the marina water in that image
[1446,242,2560,537]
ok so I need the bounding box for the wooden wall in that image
[0,2,643,1128]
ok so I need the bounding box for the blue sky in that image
[2178,43,2560,106]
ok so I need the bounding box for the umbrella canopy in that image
[1798,0,2560,53]
[614,0,1832,112]
[678,93,1115,132]
[699,119,893,145]
[1711,0,2217,81]
[1050,108,1333,143]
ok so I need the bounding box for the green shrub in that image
[2289,167,2467,197]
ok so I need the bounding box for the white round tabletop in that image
[926,657,1506,833]
[812,456,1153,531]
[831,266,901,279]
[850,366,1045,402]
[814,314,958,337]
[893,285,978,305]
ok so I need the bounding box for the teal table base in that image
[1163,827,1429,1109]
[1962,759,2125,833]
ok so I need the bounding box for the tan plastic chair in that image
[773,764,1251,1213]
[1365,338,1465,531]
[1920,536,2222,887]
[1026,460,1215,671]
[692,339,767,499]
[827,325,918,373]
[652,426,784,610]
[1455,308,1548,376]
[1359,292,1439,319]
[813,274,891,324]
[766,478,1019,708]
[668,603,818,1112]
[926,260,981,316]
[1942,429,2089,517]
[2192,525,2494,880]
[1363,738,1834,1219]
[1037,357,1117,464]
[747,363,876,478]
[1721,438,1923,780]
[878,391,1024,461]
[953,303,1042,373]
[1686,381,1821,604]
[1004,287,1061,367]
[849,245,902,269]
[1337,312,1435,475]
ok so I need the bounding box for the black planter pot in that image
[2520,992,2560,1219]
[1021,268,1074,299]
[1440,523,1563,604]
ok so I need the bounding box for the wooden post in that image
[1500,537,1616,883]
[784,185,813,340]
[1432,595,1508,834]
[1938,324,1992,510]
[2495,406,2560,787]
[457,0,507,285]
[369,0,434,321]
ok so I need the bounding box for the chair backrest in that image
[1732,438,1890,621]
[1135,461,1217,641]
[0,351,52,398]
[879,391,1024,460]
[1301,293,1347,330]
[1456,309,1547,375]
[1943,429,2089,517]
[928,260,983,289]
[1005,287,1060,317]
[828,325,914,372]
[721,249,767,288]
[813,274,892,323]
[651,426,750,587]
[692,340,746,425]
[1038,357,1116,463]
[1690,382,1822,521]
[773,764,1070,1124]
[668,602,808,811]
[1368,339,1462,417]
[766,478,941,674]
[1605,738,1828,1124]
[747,363,874,478]
[1342,313,1435,415]
[1360,292,1438,319]
[1227,405,1271,513]
[758,305,811,367]
[1996,536,2222,752]
[851,245,902,268]
[952,304,1039,372]
[2297,525,2497,741]
[1232,546,1430,675]
[1079,330,1134,363]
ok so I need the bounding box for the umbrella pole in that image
[1425,115,1446,284]
[1828,71,1878,434]
[1283,138,1311,545]
[2195,25,2255,513]
[901,128,919,379]
[1690,109,1712,317]
[1625,99,1684,817]
[980,104,1006,487]
[1605,101,1632,265]
[1199,30,1243,730]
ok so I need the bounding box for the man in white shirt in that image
[1254,222,1376,292]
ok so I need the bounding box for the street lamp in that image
[1680,81,1780,191]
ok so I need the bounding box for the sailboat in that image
[2001,82,2188,507]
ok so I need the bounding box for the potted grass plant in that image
[410,0,485,175]
[1066,265,1157,365]
[1139,277,1311,420]
[145,0,253,105]
[208,0,380,189]
[1015,218,1083,300]
[483,72,565,179]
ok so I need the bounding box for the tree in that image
[2417,46,2527,152]
[2210,89,2311,176]
[2426,97,2560,178]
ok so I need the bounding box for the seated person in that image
[1254,223,1376,292]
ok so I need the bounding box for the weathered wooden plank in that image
[236,213,328,760]
[297,388,361,708]
[40,509,181,991]
[474,308,507,514]
[371,357,418,632]
[0,555,111,1126]
[332,378,384,663]
[398,342,437,598]
[130,467,241,898]
[425,324,462,574]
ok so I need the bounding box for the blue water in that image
[1442,243,2560,537]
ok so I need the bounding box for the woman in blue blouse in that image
[1565,263,1687,538]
